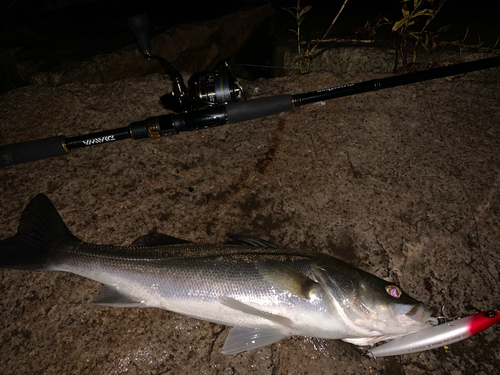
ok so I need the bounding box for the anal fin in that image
[89,285,144,307]
[222,326,288,355]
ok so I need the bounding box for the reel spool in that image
[128,14,245,113]
[188,61,245,106]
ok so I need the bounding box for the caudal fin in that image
[0,194,75,270]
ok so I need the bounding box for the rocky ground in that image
[0,1,499,374]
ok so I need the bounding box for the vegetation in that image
[283,0,500,74]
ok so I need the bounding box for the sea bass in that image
[0,194,435,354]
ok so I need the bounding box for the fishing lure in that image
[368,307,500,357]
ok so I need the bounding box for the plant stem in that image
[309,0,350,56]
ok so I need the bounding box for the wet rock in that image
[0,61,499,374]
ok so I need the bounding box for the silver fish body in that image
[0,194,434,354]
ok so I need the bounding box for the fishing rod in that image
[1,15,500,168]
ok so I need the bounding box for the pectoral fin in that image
[256,261,317,299]
[220,297,292,326]
[89,285,144,307]
[311,260,358,302]
[222,326,288,354]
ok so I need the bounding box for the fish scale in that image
[0,194,435,354]
[58,245,333,329]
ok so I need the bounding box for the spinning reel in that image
[127,14,245,113]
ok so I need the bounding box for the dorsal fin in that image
[227,235,282,248]
[131,233,191,247]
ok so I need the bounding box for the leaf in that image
[282,8,297,18]
[435,24,451,37]
[421,41,431,53]
[300,5,312,16]
[288,29,299,36]
[407,31,419,40]
[392,18,407,32]
[411,9,434,18]
[461,25,470,43]
[493,34,500,49]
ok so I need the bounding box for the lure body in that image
[368,308,500,357]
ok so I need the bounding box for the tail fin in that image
[0,194,75,270]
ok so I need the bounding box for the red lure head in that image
[468,310,500,336]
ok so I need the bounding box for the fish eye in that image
[385,285,402,298]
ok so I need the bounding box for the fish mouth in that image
[404,303,435,325]
[405,303,425,318]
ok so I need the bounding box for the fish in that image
[0,194,436,354]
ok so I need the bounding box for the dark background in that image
[0,0,498,89]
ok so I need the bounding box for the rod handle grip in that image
[225,95,293,124]
[0,136,68,167]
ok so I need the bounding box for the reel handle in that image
[127,14,152,55]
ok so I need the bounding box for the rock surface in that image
[0,59,499,373]
[0,4,276,92]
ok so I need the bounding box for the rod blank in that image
[1,56,499,168]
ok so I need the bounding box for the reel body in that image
[161,60,245,112]
[127,14,245,113]
[188,61,245,106]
